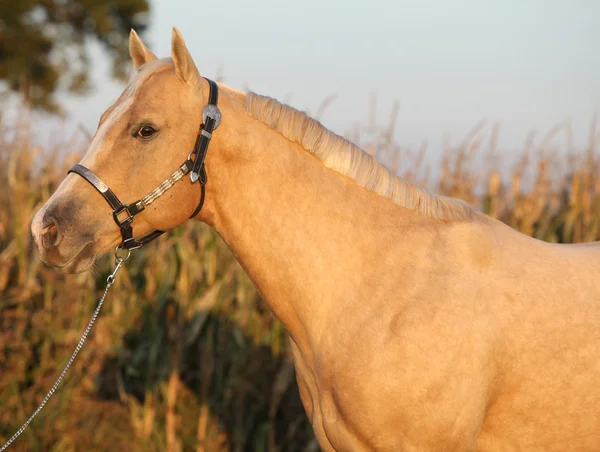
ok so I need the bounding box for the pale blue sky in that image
[49,0,599,157]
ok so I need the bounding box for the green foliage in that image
[0,0,150,112]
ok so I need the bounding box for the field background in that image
[0,109,599,451]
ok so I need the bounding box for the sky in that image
[43,0,600,159]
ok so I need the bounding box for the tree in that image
[0,0,150,113]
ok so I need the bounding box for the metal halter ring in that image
[114,246,132,263]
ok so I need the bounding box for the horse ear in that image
[129,29,157,69]
[171,27,201,86]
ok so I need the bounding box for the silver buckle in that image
[202,104,221,129]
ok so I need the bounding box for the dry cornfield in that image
[0,108,598,451]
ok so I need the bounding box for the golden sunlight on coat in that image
[31,28,600,451]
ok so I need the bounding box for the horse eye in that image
[136,125,156,139]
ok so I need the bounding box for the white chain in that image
[0,254,128,451]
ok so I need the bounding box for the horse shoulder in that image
[303,219,504,450]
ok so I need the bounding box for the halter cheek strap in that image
[67,78,220,250]
[189,78,219,215]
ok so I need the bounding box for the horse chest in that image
[290,353,369,451]
[288,310,494,451]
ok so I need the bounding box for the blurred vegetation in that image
[0,0,149,112]
[0,109,598,452]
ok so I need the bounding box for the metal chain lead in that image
[0,251,129,451]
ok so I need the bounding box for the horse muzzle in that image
[31,198,101,273]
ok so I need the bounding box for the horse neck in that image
[197,86,422,355]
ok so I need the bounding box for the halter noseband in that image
[68,78,220,250]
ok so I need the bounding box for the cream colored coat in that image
[31,29,600,451]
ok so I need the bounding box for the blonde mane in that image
[245,92,473,221]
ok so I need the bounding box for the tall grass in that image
[0,108,598,451]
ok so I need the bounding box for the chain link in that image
[0,252,128,451]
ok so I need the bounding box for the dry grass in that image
[0,106,598,451]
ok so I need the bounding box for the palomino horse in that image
[31,28,600,451]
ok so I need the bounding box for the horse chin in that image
[40,242,97,274]
[62,253,96,274]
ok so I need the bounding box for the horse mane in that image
[245,92,473,221]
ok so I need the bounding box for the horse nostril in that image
[41,218,60,249]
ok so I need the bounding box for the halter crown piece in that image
[68,78,220,250]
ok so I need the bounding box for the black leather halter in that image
[68,78,220,250]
